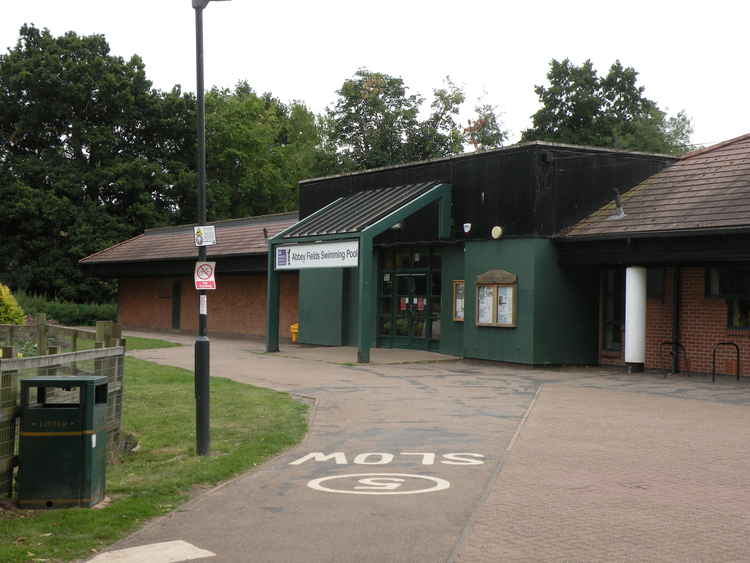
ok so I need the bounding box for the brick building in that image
[559,133,750,377]
[80,212,299,338]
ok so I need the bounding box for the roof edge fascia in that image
[299,142,677,185]
[557,225,750,242]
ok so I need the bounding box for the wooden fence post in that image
[35,313,48,356]
[112,323,122,346]
[96,321,114,348]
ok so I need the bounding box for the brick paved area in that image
[453,380,750,562]
[122,332,750,562]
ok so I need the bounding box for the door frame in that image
[377,247,441,351]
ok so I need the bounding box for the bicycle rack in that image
[711,342,740,383]
[659,341,690,378]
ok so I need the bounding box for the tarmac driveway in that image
[97,333,750,562]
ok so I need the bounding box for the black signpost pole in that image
[193,0,217,456]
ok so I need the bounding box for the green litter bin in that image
[16,376,108,509]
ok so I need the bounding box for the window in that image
[705,266,750,298]
[728,299,750,329]
[602,268,624,352]
[704,266,750,329]
[474,270,518,328]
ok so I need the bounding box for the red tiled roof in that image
[80,212,298,264]
[563,134,750,238]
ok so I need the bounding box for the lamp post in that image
[192,0,229,456]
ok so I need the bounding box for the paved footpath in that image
[94,333,750,562]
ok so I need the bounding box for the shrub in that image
[15,291,116,326]
[0,284,26,324]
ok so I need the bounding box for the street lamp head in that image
[192,0,231,9]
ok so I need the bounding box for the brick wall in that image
[644,269,675,372]
[675,267,744,377]
[118,278,174,330]
[598,267,748,377]
[119,272,299,338]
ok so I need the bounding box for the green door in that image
[377,248,441,351]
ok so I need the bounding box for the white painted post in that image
[625,266,647,372]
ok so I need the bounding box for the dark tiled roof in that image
[282,182,440,239]
[563,134,750,239]
[80,212,298,264]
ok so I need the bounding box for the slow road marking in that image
[89,540,215,562]
[289,452,485,465]
[307,473,451,495]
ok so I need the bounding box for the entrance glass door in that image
[378,248,441,350]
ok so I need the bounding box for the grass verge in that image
[74,335,182,352]
[0,356,308,562]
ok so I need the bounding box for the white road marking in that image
[400,452,436,465]
[352,452,394,464]
[88,540,215,562]
[441,453,485,465]
[288,452,485,465]
[307,473,450,495]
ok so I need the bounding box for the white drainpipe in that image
[625,266,647,372]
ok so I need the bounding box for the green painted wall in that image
[461,238,597,365]
[532,241,598,365]
[341,268,359,346]
[462,239,536,363]
[439,246,464,356]
[298,269,343,345]
[297,239,597,364]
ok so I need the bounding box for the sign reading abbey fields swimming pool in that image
[275,240,359,270]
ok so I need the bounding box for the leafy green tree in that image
[407,77,466,161]
[521,59,692,155]
[201,83,330,221]
[324,69,505,170]
[464,102,508,152]
[0,25,186,301]
[324,69,422,170]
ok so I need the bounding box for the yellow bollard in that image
[290,323,299,344]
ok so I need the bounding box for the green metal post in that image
[266,242,280,352]
[357,235,375,363]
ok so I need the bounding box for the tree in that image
[521,59,692,155]
[0,26,328,301]
[324,69,505,171]
[406,77,466,161]
[323,69,422,170]
[0,25,191,301]
[464,102,508,152]
[201,83,330,221]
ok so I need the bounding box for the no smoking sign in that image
[194,261,216,290]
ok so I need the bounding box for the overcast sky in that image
[1,1,747,148]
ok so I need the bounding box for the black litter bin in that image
[16,376,108,508]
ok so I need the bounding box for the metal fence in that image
[0,321,125,498]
